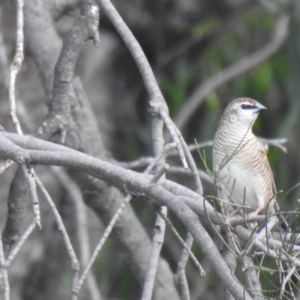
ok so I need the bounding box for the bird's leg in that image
[226,207,241,219]
[246,207,262,222]
[222,208,241,233]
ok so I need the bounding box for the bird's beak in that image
[254,102,267,113]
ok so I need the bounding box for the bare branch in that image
[142,117,168,300]
[0,132,251,299]
[51,167,102,300]
[177,233,193,300]
[117,156,154,169]
[159,111,188,168]
[35,177,80,300]
[1,132,296,297]
[157,212,205,276]
[0,237,9,300]
[98,0,190,171]
[174,127,203,193]
[118,138,286,171]
[6,222,36,267]
[167,167,214,185]
[75,161,169,296]
[9,0,24,135]
[242,255,263,298]
[280,265,296,298]
[36,1,100,140]
[75,194,132,296]
[258,137,288,153]
[21,165,41,228]
[2,167,30,255]
[141,206,168,300]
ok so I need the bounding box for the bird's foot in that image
[246,207,261,222]
[227,208,241,219]
[245,208,262,230]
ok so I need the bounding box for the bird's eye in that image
[241,104,254,109]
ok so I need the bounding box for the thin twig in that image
[157,210,205,276]
[7,0,42,234]
[253,239,300,267]
[141,207,167,300]
[167,166,214,185]
[141,114,168,300]
[117,144,176,170]
[172,128,203,297]
[9,0,24,135]
[75,162,170,295]
[145,143,176,174]
[258,137,288,153]
[243,216,279,256]
[177,233,193,300]
[150,164,169,183]
[0,237,9,300]
[159,111,188,169]
[117,157,154,169]
[242,255,263,298]
[183,141,214,154]
[75,194,132,295]
[280,265,296,298]
[6,221,36,266]
[22,165,41,229]
[0,0,26,228]
[175,127,203,193]
[117,137,285,170]
[35,177,80,300]
[51,167,101,300]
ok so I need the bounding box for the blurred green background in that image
[1,0,300,299]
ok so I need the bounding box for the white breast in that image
[218,161,260,210]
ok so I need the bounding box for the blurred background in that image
[1,0,300,299]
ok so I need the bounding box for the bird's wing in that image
[257,138,277,195]
[257,138,269,154]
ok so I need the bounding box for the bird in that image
[213,98,276,219]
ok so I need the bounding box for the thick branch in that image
[2,167,29,256]
[0,133,251,299]
[36,1,100,140]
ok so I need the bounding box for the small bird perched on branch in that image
[213,98,277,219]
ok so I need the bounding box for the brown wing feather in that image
[257,138,276,197]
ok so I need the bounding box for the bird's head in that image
[222,98,266,129]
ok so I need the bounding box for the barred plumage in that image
[213,98,276,216]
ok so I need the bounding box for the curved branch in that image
[2,167,29,255]
[0,132,251,299]
[36,1,100,140]
[98,0,192,171]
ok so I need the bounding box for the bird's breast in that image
[217,161,260,210]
